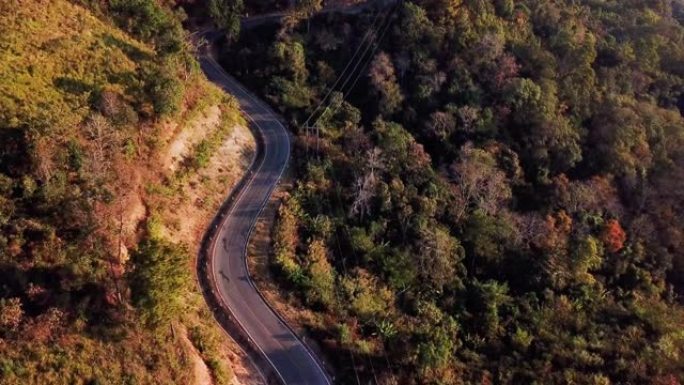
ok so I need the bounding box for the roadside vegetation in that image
[220,0,684,384]
[0,1,247,384]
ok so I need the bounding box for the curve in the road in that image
[198,54,332,385]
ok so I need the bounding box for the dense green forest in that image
[219,0,684,383]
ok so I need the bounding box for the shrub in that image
[109,0,184,56]
[128,238,190,328]
[147,69,183,117]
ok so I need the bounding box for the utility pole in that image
[303,124,319,159]
[315,123,320,157]
[304,124,309,157]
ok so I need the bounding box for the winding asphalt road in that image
[199,54,331,385]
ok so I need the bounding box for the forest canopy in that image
[220,0,684,383]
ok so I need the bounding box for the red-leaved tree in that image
[602,219,627,253]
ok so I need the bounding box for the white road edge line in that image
[204,57,289,385]
[208,57,333,385]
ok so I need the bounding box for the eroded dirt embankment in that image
[118,100,265,385]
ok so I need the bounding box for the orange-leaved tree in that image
[602,219,627,253]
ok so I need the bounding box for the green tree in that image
[129,238,189,328]
[369,52,404,116]
[397,2,437,53]
[494,0,514,17]
[589,98,654,180]
[417,223,464,293]
[140,62,184,117]
[504,77,582,176]
[470,280,510,338]
[110,0,184,55]
[304,238,336,308]
[572,236,603,284]
[415,302,459,371]
[208,0,244,42]
[268,40,311,109]
[343,269,394,322]
[273,198,305,285]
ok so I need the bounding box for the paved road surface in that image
[199,55,331,385]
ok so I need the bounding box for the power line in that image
[304,7,385,157]
[294,9,377,382]
[327,197,364,385]
[304,6,389,158]
[317,156,386,385]
[299,2,403,383]
[302,7,387,128]
[312,2,403,380]
[337,2,398,105]
[310,0,400,131]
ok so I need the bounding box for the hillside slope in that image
[0,1,256,384]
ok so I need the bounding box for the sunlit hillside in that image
[0,1,247,384]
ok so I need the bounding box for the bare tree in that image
[350,148,384,219]
[449,143,511,222]
[98,90,121,118]
[457,105,480,133]
[426,110,455,141]
[32,137,55,183]
[84,113,116,180]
